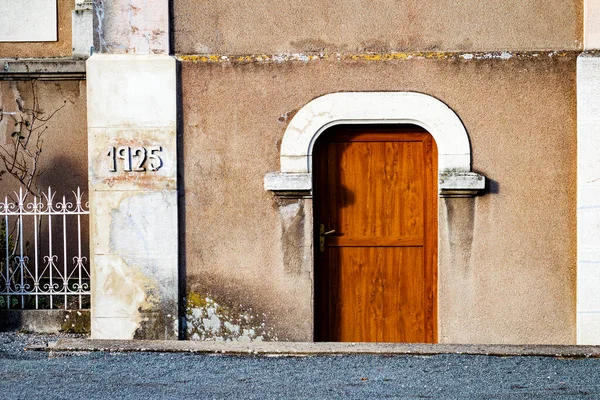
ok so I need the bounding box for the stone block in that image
[89,190,178,257]
[438,154,471,173]
[264,172,312,197]
[586,0,600,50]
[578,313,600,345]
[577,262,600,313]
[86,54,176,128]
[91,254,177,318]
[94,0,169,54]
[578,56,600,122]
[72,8,93,59]
[281,155,310,174]
[438,171,486,197]
[91,317,142,340]
[88,127,177,191]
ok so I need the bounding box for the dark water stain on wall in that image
[279,199,306,276]
[442,197,476,272]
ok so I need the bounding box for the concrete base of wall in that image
[0,310,90,333]
[50,339,600,358]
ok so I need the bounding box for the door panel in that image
[314,125,437,343]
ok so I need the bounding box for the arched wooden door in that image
[313,125,438,343]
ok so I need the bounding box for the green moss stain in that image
[185,292,277,341]
[177,51,578,65]
[60,310,90,334]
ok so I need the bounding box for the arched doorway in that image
[264,92,485,342]
[313,124,438,342]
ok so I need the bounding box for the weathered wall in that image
[181,54,577,344]
[0,80,88,191]
[173,0,582,54]
[92,0,169,54]
[0,80,89,312]
[0,0,74,58]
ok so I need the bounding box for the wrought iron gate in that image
[0,187,89,310]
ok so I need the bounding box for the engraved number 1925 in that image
[107,146,163,172]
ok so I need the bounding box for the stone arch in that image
[265,92,484,197]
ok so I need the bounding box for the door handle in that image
[319,224,336,252]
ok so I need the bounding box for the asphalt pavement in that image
[2,333,600,399]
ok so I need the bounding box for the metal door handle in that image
[319,224,336,252]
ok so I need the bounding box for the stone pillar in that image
[577,55,600,345]
[585,0,600,49]
[72,1,93,59]
[87,0,178,339]
[577,0,600,345]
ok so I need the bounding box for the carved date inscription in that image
[107,146,163,172]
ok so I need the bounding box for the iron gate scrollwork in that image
[0,187,90,310]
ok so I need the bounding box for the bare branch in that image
[0,80,63,201]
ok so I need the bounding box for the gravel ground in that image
[2,333,600,399]
[0,331,88,359]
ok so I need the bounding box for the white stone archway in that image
[265,92,485,197]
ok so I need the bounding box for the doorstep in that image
[48,339,600,358]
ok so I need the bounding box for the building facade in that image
[2,0,600,345]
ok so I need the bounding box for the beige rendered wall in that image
[173,0,582,54]
[0,80,88,191]
[181,55,577,344]
[0,0,75,58]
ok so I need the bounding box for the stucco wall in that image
[181,54,577,344]
[0,80,88,194]
[173,0,582,54]
[0,0,74,58]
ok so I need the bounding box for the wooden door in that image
[314,125,437,343]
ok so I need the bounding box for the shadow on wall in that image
[176,59,187,340]
[0,310,22,331]
[0,154,90,312]
[38,155,89,285]
[0,154,88,258]
[486,177,500,194]
[38,154,87,194]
